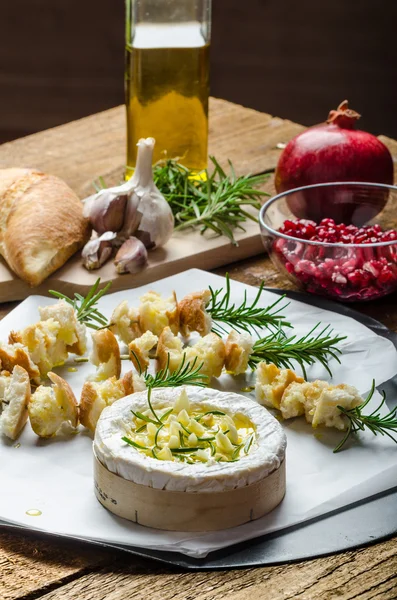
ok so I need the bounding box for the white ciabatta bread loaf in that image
[0,168,90,286]
[0,365,30,440]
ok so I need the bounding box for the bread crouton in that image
[0,342,40,383]
[39,299,87,355]
[80,371,145,432]
[29,372,78,437]
[110,300,142,344]
[224,330,254,375]
[178,290,212,337]
[89,329,121,382]
[129,331,158,372]
[255,362,304,409]
[0,366,30,440]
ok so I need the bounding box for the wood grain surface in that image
[0,98,304,302]
[0,99,396,599]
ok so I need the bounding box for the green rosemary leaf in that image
[232,444,244,460]
[249,323,346,378]
[49,278,111,330]
[154,423,164,448]
[208,274,291,336]
[122,436,147,450]
[135,424,147,434]
[131,410,158,425]
[160,408,173,422]
[244,434,255,454]
[146,387,162,425]
[170,447,202,453]
[195,410,226,421]
[145,354,209,390]
[153,157,270,246]
[180,423,192,436]
[179,431,185,447]
[334,381,397,452]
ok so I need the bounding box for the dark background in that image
[1,0,396,144]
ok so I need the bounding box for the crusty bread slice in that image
[89,329,121,382]
[128,331,158,372]
[28,371,78,437]
[0,168,90,286]
[225,330,254,375]
[39,299,87,356]
[80,371,146,432]
[0,365,30,440]
[178,290,212,337]
[0,342,40,383]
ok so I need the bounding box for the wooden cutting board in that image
[0,98,305,302]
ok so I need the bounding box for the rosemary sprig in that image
[153,157,270,246]
[334,381,397,453]
[49,278,111,330]
[208,273,291,336]
[144,354,209,390]
[249,324,346,378]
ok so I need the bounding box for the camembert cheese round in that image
[94,386,287,531]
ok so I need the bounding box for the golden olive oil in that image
[125,22,209,176]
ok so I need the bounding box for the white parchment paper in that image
[1,269,397,558]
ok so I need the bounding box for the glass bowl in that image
[259,182,397,302]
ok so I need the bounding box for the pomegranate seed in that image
[274,218,397,301]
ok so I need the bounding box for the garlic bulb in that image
[82,232,117,270]
[114,237,148,274]
[81,137,174,273]
[120,138,174,249]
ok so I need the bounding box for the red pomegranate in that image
[275,101,394,224]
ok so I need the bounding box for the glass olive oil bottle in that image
[125,1,211,177]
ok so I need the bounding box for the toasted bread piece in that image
[29,371,78,437]
[129,331,158,372]
[0,366,30,440]
[121,370,147,395]
[184,333,225,378]
[110,300,142,344]
[9,318,68,378]
[138,290,179,336]
[80,372,144,432]
[39,299,87,355]
[224,331,254,375]
[311,383,362,430]
[0,369,11,408]
[255,362,305,409]
[0,342,40,383]
[157,326,185,372]
[157,327,225,379]
[178,289,212,337]
[89,329,121,382]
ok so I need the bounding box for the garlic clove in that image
[83,190,128,235]
[114,237,148,274]
[82,231,117,270]
[135,189,175,249]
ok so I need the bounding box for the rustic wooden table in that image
[1,98,396,599]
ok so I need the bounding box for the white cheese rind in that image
[94,386,286,493]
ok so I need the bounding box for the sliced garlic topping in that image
[125,387,257,464]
